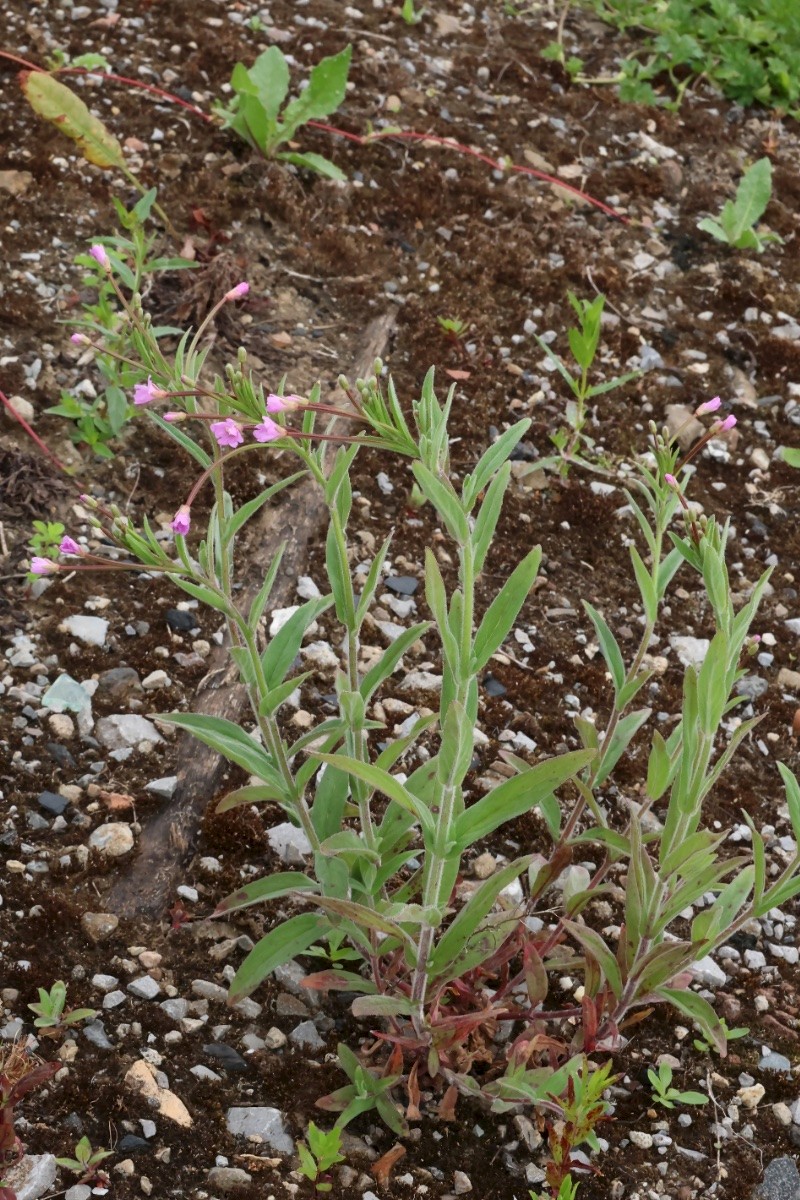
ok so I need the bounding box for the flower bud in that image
[171,506,191,536]
[695,396,722,416]
[224,282,250,302]
[89,244,110,269]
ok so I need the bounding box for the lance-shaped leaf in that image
[20,72,124,168]
[351,994,416,1019]
[261,594,333,689]
[212,871,318,917]
[583,601,625,696]
[658,986,727,1055]
[156,712,287,793]
[472,547,542,671]
[228,913,328,1001]
[563,920,623,999]
[454,749,593,849]
[313,752,435,835]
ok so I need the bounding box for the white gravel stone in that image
[744,949,767,970]
[400,670,443,693]
[145,776,178,799]
[88,822,134,857]
[142,669,171,690]
[2,1154,58,1200]
[128,975,161,1000]
[689,955,727,988]
[267,821,312,864]
[301,641,339,670]
[225,1107,293,1153]
[58,614,109,647]
[629,1131,653,1149]
[95,714,164,751]
[670,635,710,667]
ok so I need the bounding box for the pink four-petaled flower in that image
[171,506,192,535]
[30,557,57,575]
[133,377,166,406]
[253,417,282,442]
[210,418,245,448]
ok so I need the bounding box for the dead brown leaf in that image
[371,1143,406,1188]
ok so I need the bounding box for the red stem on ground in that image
[0,50,627,223]
[0,387,69,476]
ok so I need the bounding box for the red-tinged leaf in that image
[8,1061,59,1104]
[445,369,471,380]
[438,1084,459,1120]
[300,970,376,994]
[372,1144,406,1188]
[406,1061,422,1121]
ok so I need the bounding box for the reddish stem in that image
[0,386,69,475]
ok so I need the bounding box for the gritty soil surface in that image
[2,2,800,1200]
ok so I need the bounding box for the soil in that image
[2,2,800,1199]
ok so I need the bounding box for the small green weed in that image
[297,1122,346,1193]
[215,44,352,179]
[28,981,96,1035]
[692,1018,749,1054]
[576,0,800,116]
[647,1061,709,1109]
[55,1136,112,1184]
[697,157,782,251]
[436,315,467,342]
[401,0,427,23]
[27,520,65,562]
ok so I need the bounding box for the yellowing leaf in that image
[20,71,124,169]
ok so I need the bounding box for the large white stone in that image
[59,614,109,647]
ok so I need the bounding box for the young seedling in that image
[436,315,467,344]
[647,1062,708,1109]
[55,1136,112,1185]
[27,981,96,1036]
[27,521,65,565]
[692,1019,749,1055]
[697,157,782,252]
[400,0,426,23]
[296,1122,346,1193]
[215,45,352,180]
[528,291,639,476]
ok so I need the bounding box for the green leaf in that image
[630,545,657,622]
[21,72,124,168]
[472,547,542,671]
[471,462,511,574]
[454,749,593,848]
[351,995,416,1018]
[224,471,305,547]
[261,595,333,689]
[279,45,352,139]
[212,871,318,916]
[240,46,290,122]
[359,621,431,702]
[411,462,470,544]
[216,783,285,813]
[563,920,622,999]
[779,446,800,469]
[155,712,287,793]
[594,707,651,787]
[728,156,773,239]
[462,420,531,509]
[278,150,345,180]
[248,544,286,629]
[583,601,625,695]
[430,855,536,979]
[229,913,328,1000]
[313,753,435,835]
[659,987,726,1055]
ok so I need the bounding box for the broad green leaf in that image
[310,761,350,842]
[646,731,674,802]
[21,72,124,168]
[780,446,800,469]
[229,913,328,1000]
[305,895,416,953]
[279,45,353,139]
[728,156,773,239]
[472,547,542,671]
[212,871,318,916]
[278,150,345,180]
[454,749,593,848]
[242,46,290,121]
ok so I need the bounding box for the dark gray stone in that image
[385,575,418,596]
[38,791,69,815]
[754,1158,800,1200]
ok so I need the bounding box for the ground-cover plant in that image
[38,250,800,1178]
[296,1121,346,1193]
[692,1017,748,1053]
[214,44,352,180]
[526,291,638,476]
[55,1136,112,1186]
[564,0,800,116]
[0,1045,59,1200]
[26,520,65,565]
[48,189,196,458]
[436,315,467,343]
[400,0,427,24]
[697,156,782,251]
[27,981,96,1036]
[647,1060,708,1109]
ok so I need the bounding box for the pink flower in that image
[59,536,83,557]
[133,377,166,406]
[712,414,737,433]
[163,411,183,422]
[171,506,191,535]
[664,473,679,487]
[253,417,281,442]
[211,418,244,449]
[695,396,721,416]
[266,393,303,413]
[70,333,89,345]
[30,557,57,575]
[89,244,109,269]
[224,282,250,302]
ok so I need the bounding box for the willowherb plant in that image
[38,252,800,1171]
[526,291,639,477]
